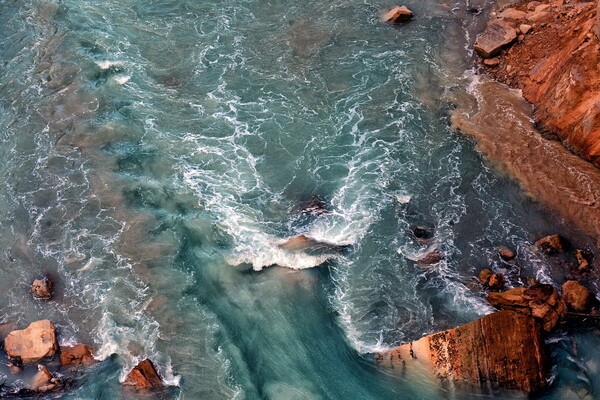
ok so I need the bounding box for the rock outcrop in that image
[376,311,549,393]
[487,284,567,331]
[484,0,600,168]
[31,278,52,300]
[381,6,413,23]
[534,234,565,254]
[4,320,58,363]
[60,344,95,366]
[124,359,163,390]
[562,280,599,312]
[474,20,517,58]
[30,365,60,392]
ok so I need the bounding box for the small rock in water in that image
[30,365,60,392]
[4,320,58,363]
[479,268,493,285]
[488,273,505,290]
[124,359,163,390]
[534,234,565,254]
[575,249,591,273]
[416,248,444,265]
[6,357,23,374]
[498,246,515,260]
[31,277,52,300]
[562,280,598,312]
[60,344,95,366]
[381,6,413,23]
[411,226,433,242]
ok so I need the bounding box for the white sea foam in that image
[95,60,123,70]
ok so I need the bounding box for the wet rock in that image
[278,234,347,253]
[499,8,527,21]
[474,20,518,58]
[60,344,95,366]
[30,365,60,392]
[6,357,23,374]
[499,246,515,260]
[376,310,549,393]
[411,226,433,242]
[488,284,567,331]
[575,249,591,273]
[488,273,505,290]
[4,320,58,363]
[416,248,444,265]
[31,277,52,300]
[483,57,500,67]
[381,6,413,23]
[534,234,565,254]
[479,268,493,285]
[562,280,598,312]
[124,359,163,390]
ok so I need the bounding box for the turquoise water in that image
[0,0,599,399]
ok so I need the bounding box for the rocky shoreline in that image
[379,1,600,395]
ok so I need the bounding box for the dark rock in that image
[562,280,598,312]
[575,249,591,273]
[60,344,95,366]
[376,310,549,393]
[474,20,518,58]
[31,278,52,300]
[381,6,413,23]
[411,226,433,242]
[416,249,444,265]
[6,357,23,374]
[124,359,163,390]
[534,234,565,254]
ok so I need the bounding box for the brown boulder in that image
[31,278,52,300]
[499,246,515,260]
[562,280,598,312]
[124,359,163,390]
[488,284,567,331]
[60,344,95,365]
[519,24,532,34]
[479,268,493,285]
[575,250,590,273]
[534,234,565,254]
[30,365,60,392]
[376,311,549,393]
[483,57,500,67]
[474,20,518,58]
[488,273,505,290]
[381,6,413,23]
[4,320,58,363]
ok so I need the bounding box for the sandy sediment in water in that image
[452,79,600,240]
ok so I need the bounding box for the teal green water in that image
[0,0,599,399]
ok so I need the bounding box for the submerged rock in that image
[124,359,163,390]
[488,284,567,331]
[416,248,444,265]
[376,311,549,393]
[474,20,518,58]
[60,344,95,366]
[31,277,52,300]
[4,320,58,363]
[499,246,515,260]
[381,6,413,23]
[562,280,598,313]
[278,234,348,253]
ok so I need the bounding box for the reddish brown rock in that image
[488,284,567,331]
[30,365,60,392]
[519,24,532,34]
[416,248,444,265]
[124,359,163,390]
[499,246,516,260]
[376,311,549,393]
[562,280,598,312]
[499,7,527,21]
[534,234,565,254]
[4,320,58,363]
[474,20,518,58]
[381,6,413,23]
[483,57,500,67]
[31,278,52,300]
[488,273,505,290]
[575,249,591,273]
[479,268,493,285]
[60,344,95,366]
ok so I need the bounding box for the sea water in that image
[0,0,598,399]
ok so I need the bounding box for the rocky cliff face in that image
[376,311,549,393]
[481,0,600,167]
